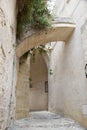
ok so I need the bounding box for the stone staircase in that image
[9,111,84,130]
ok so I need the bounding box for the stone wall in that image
[16,52,48,118]
[16,56,30,119]
[49,0,87,128]
[0,0,16,129]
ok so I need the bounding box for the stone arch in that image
[16,22,76,58]
[16,52,49,119]
[16,18,76,119]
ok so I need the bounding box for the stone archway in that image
[16,18,76,58]
[15,52,49,119]
[29,52,48,111]
[16,18,76,119]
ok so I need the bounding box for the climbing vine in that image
[23,45,51,62]
[17,0,52,38]
[66,0,71,3]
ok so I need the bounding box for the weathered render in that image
[49,0,87,128]
[0,0,16,130]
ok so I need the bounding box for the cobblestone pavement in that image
[9,111,85,130]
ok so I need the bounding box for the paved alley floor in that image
[10,111,85,130]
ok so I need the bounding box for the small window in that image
[45,81,48,93]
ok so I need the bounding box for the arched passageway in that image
[15,18,76,119]
[16,51,49,119]
[29,52,48,111]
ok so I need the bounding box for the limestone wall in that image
[16,53,48,118]
[0,0,16,129]
[16,56,30,119]
[49,0,87,128]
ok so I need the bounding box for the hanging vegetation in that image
[17,0,52,38]
[22,44,51,62]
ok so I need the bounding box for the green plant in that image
[29,77,32,83]
[13,61,15,66]
[66,0,71,3]
[49,69,53,75]
[12,44,16,48]
[22,45,50,62]
[17,0,52,38]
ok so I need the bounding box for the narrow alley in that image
[9,111,85,130]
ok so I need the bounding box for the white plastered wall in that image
[48,0,87,128]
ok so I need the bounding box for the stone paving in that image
[9,111,85,130]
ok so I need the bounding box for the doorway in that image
[29,52,48,111]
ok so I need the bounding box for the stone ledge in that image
[52,17,75,24]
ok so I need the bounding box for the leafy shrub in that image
[17,0,52,38]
